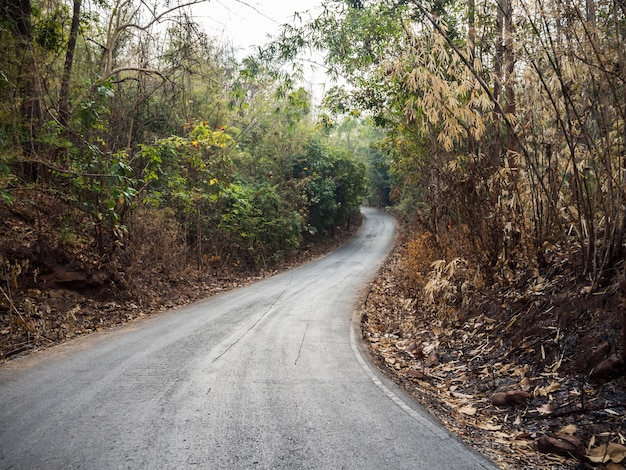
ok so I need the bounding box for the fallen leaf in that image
[537,434,585,459]
[605,463,625,470]
[587,442,626,464]
[493,390,529,407]
[546,381,562,393]
[476,423,503,431]
[558,424,577,436]
[537,403,555,415]
[458,405,477,415]
[591,355,624,381]
[405,369,426,380]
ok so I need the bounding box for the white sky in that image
[193,1,330,105]
[194,1,325,57]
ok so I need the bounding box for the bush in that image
[218,182,302,267]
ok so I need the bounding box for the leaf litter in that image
[361,230,626,469]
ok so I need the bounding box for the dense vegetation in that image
[0,0,377,282]
[263,0,626,345]
[268,0,626,294]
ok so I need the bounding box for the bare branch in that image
[119,0,209,34]
[108,66,167,81]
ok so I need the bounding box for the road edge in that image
[348,210,499,469]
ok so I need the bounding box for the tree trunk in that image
[503,0,517,153]
[493,0,505,157]
[494,0,504,106]
[6,0,43,161]
[59,0,82,129]
[467,0,477,154]
[467,0,476,61]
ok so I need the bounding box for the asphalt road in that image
[0,207,497,469]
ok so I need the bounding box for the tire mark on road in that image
[211,277,293,364]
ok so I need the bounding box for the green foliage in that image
[0,154,14,205]
[219,182,303,266]
[232,81,314,186]
[76,81,115,130]
[62,147,137,253]
[320,114,390,208]
[33,8,66,52]
[296,139,367,234]
[0,0,371,275]
[138,120,234,209]
[137,119,308,268]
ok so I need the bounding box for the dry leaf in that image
[558,424,577,436]
[405,369,426,380]
[458,405,477,415]
[493,390,529,407]
[587,442,626,464]
[476,423,503,431]
[591,355,624,381]
[546,381,562,393]
[537,403,555,415]
[537,434,585,459]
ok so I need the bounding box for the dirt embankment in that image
[1,193,361,360]
[361,227,626,469]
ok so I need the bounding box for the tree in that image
[294,138,367,235]
[58,0,82,129]
[1,0,43,162]
[258,0,626,287]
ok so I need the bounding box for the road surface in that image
[0,207,496,469]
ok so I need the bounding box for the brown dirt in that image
[360,223,626,469]
[0,192,361,360]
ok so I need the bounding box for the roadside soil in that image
[360,223,626,469]
[0,193,361,360]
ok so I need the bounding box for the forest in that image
[2,0,626,467]
[0,0,382,344]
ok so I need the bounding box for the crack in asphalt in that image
[293,320,310,366]
[211,277,293,364]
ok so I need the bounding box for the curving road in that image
[0,207,496,469]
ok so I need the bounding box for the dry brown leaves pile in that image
[361,234,626,469]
